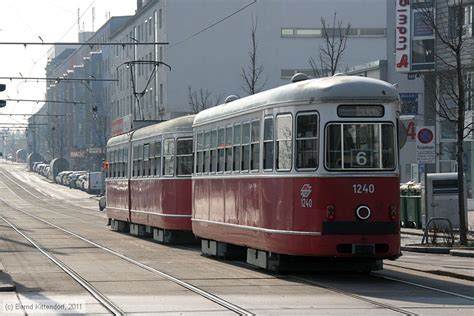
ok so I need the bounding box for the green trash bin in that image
[399,192,408,228]
[405,192,422,228]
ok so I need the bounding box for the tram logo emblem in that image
[300,184,313,208]
[300,184,312,198]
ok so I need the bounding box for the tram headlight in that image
[355,205,371,221]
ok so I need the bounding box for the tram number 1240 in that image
[352,184,375,194]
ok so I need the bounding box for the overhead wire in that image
[169,0,257,48]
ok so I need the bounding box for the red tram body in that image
[106,116,195,242]
[192,75,401,270]
[105,75,401,271]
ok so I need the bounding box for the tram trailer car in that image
[192,75,401,271]
[106,115,195,243]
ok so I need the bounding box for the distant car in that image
[68,171,86,189]
[60,171,74,185]
[77,174,87,190]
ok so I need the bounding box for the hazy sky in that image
[0,0,136,124]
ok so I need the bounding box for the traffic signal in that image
[0,84,5,108]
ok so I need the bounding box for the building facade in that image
[28,0,390,170]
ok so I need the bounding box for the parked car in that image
[67,171,86,189]
[61,171,74,185]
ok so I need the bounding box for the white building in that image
[107,0,389,135]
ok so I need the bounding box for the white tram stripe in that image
[192,218,322,236]
[107,207,192,218]
[131,210,191,218]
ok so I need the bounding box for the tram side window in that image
[111,150,115,178]
[204,131,210,173]
[296,113,318,170]
[106,151,111,178]
[133,145,139,177]
[177,138,193,176]
[149,142,155,177]
[233,124,241,171]
[116,148,122,178]
[163,138,175,176]
[251,120,260,171]
[241,123,250,171]
[143,144,150,177]
[211,129,218,172]
[381,124,395,168]
[154,141,162,176]
[196,132,204,174]
[263,117,274,171]
[123,147,129,178]
[276,114,293,171]
[218,128,225,172]
[225,126,233,172]
[138,144,143,177]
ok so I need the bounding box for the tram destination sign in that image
[416,126,435,164]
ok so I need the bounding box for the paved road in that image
[0,162,473,315]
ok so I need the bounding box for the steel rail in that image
[0,215,126,316]
[290,275,418,316]
[0,170,104,220]
[371,271,474,301]
[0,199,254,316]
[0,169,254,316]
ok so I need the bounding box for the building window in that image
[281,27,385,38]
[412,39,434,64]
[159,8,162,29]
[466,72,473,111]
[159,83,163,105]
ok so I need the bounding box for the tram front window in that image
[326,123,395,170]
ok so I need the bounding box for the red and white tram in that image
[192,75,401,271]
[106,115,195,243]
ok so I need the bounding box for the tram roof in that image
[131,115,195,142]
[107,115,195,146]
[193,75,399,126]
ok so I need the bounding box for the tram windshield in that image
[326,123,396,170]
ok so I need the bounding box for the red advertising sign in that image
[396,0,411,72]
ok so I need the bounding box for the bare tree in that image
[188,86,221,113]
[420,0,472,245]
[309,11,351,77]
[241,15,267,95]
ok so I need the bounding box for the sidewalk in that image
[396,228,474,281]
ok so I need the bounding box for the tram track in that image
[289,275,418,315]
[1,166,472,315]
[0,169,105,220]
[0,168,255,316]
[0,214,126,316]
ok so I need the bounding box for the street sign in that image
[416,126,435,164]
